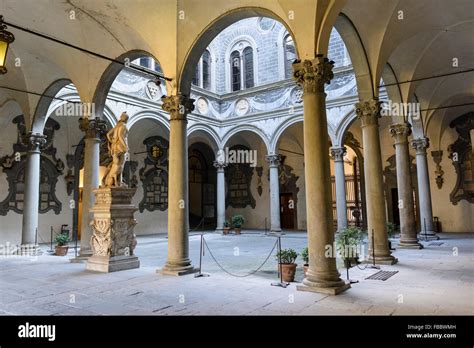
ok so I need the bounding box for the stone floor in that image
[0,231,472,315]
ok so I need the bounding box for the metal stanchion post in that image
[47,226,54,253]
[195,233,210,278]
[271,235,289,288]
[74,226,78,257]
[368,228,380,270]
[344,235,359,284]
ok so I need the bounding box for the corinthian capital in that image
[161,94,195,121]
[213,160,228,171]
[79,117,107,139]
[24,132,47,152]
[292,55,334,94]
[389,123,412,144]
[412,137,429,154]
[265,154,281,167]
[330,147,347,161]
[355,99,382,127]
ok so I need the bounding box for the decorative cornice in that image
[330,147,347,161]
[355,99,382,127]
[411,137,429,154]
[292,55,334,94]
[79,117,107,139]
[213,160,228,171]
[265,154,281,167]
[24,132,47,153]
[389,123,412,144]
[161,94,195,121]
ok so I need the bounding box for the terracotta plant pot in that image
[303,264,309,277]
[234,227,241,234]
[55,245,69,256]
[279,263,297,282]
[223,227,231,235]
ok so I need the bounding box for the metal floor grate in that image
[429,242,444,246]
[365,270,399,281]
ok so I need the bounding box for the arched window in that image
[192,63,200,86]
[284,35,296,79]
[243,47,254,89]
[192,49,212,90]
[229,45,255,92]
[202,50,211,89]
[231,50,241,92]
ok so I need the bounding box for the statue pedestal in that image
[86,187,140,273]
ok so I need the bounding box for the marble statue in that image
[102,112,129,187]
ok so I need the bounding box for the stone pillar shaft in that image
[356,100,397,264]
[77,118,106,260]
[266,154,282,233]
[331,147,348,231]
[412,137,438,239]
[21,133,47,249]
[293,56,349,295]
[390,123,422,248]
[214,160,227,233]
[160,94,196,275]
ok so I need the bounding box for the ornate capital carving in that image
[330,147,347,161]
[265,154,281,167]
[161,94,195,121]
[79,117,107,139]
[412,137,430,154]
[292,55,334,94]
[389,123,412,144]
[24,132,47,152]
[355,99,382,127]
[213,160,228,171]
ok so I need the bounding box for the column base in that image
[417,231,439,240]
[215,227,223,234]
[364,255,398,265]
[158,260,197,276]
[297,279,350,295]
[398,241,424,249]
[86,255,140,272]
[16,244,41,256]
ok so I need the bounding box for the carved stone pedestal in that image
[86,187,140,272]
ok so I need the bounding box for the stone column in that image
[331,147,348,231]
[160,94,196,275]
[412,137,438,239]
[21,133,47,255]
[214,160,227,233]
[293,56,349,295]
[356,100,397,264]
[72,117,106,262]
[266,154,282,233]
[390,123,422,249]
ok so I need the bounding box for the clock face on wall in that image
[196,97,209,115]
[235,98,250,116]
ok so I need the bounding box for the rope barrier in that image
[203,236,278,278]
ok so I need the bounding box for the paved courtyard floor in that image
[0,231,472,315]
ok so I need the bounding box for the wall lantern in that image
[0,16,15,74]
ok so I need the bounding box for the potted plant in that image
[231,215,245,235]
[301,247,309,277]
[276,248,298,282]
[386,222,399,250]
[54,234,70,256]
[223,220,231,235]
[336,227,363,268]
